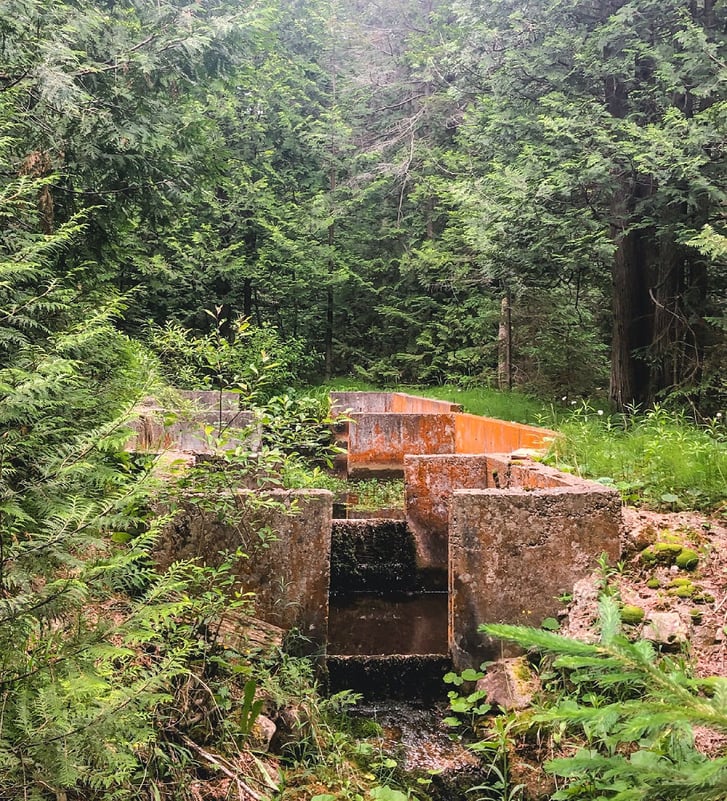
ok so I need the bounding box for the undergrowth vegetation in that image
[546,403,727,511]
[482,595,727,801]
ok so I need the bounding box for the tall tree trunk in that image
[498,290,512,391]
[325,163,336,381]
[609,225,653,409]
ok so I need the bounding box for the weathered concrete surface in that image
[454,413,556,455]
[330,391,393,414]
[330,392,555,477]
[485,454,576,490]
[126,391,256,454]
[404,455,490,570]
[327,654,451,701]
[330,391,461,416]
[155,489,333,648]
[389,393,462,414]
[347,413,457,477]
[449,485,622,669]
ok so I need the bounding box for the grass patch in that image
[547,403,727,510]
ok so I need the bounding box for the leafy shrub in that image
[147,312,316,400]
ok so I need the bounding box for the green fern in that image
[482,596,727,800]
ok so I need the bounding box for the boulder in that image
[476,657,540,711]
[642,611,690,650]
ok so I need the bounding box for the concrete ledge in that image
[330,391,461,415]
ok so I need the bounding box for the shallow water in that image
[328,592,448,655]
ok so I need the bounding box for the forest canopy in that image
[1,0,725,407]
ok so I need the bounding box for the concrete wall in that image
[330,391,393,415]
[155,489,333,648]
[126,391,257,454]
[389,393,462,414]
[404,455,490,570]
[331,392,556,477]
[454,413,555,455]
[330,391,461,416]
[449,484,621,670]
[347,413,457,477]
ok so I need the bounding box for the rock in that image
[676,548,700,570]
[270,704,312,755]
[562,576,600,642]
[249,714,277,752]
[476,657,540,711]
[642,612,690,650]
[623,523,658,555]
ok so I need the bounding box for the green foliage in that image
[547,402,727,509]
[146,312,313,400]
[482,596,727,801]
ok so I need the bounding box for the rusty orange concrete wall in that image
[390,393,462,414]
[454,413,556,454]
[330,391,393,415]
[347,413,457,476]
[404,454,490,569]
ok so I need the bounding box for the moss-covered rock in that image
[652,542,683,564]
[675,548,699,571]
[621,605,645,625]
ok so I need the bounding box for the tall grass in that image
[547,403,727,510]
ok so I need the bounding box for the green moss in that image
[671,584,696,599]
[690,609,703,624]
[621,605,645,625]
[675,548,699,570]
[646,577,661,589]
[652,542,683,564]
[668,577,693,587]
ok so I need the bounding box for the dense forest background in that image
[3,0,726,411]
[2,2,727,799]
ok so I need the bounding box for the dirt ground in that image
[555,505,727,759]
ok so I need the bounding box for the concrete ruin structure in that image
[329,392,622,670]
[128,390,622,677]
[126,389,258,455]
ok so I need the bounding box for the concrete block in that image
[155,489,333,649]
[449,485,621,669]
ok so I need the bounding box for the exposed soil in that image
[564,506,727,679]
